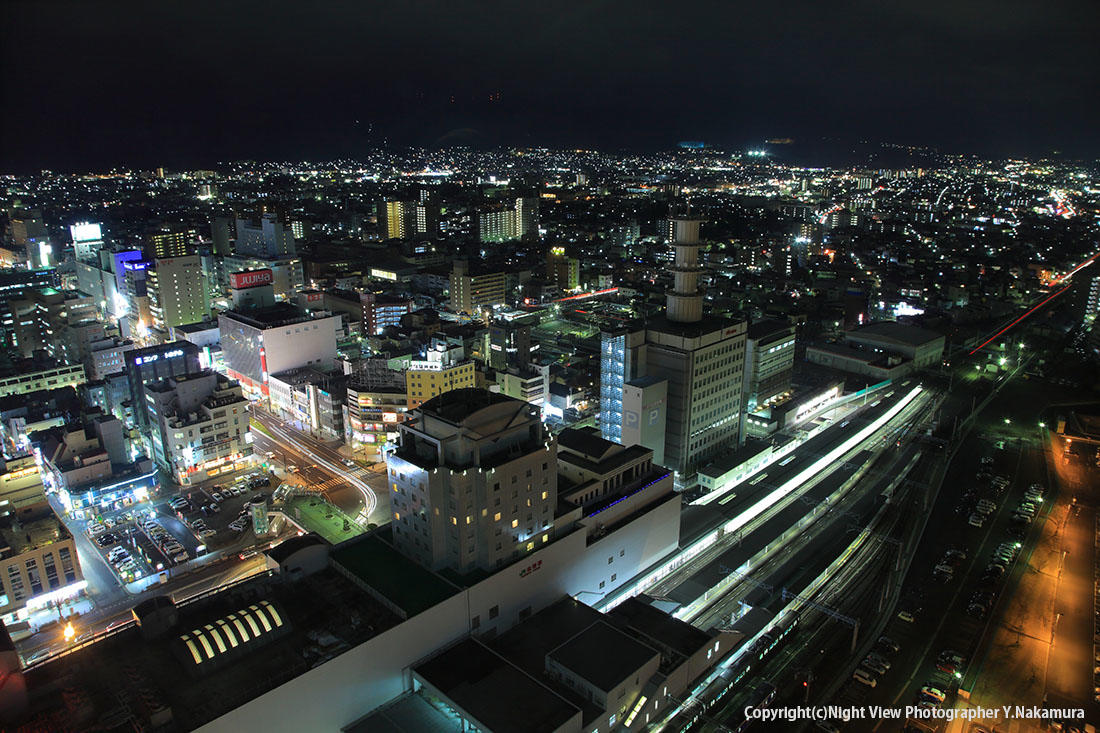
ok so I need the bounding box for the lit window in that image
[511,519,519,528]
[494,512,501,521]
[451,517,457,525]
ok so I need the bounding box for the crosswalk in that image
[298,475,350,493]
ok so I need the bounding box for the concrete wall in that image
[197,591,470,733]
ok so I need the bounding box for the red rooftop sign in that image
[230,269,273,289]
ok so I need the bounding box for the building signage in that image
[134,348,184,365]
[230,269,274,289]
[519,559,543,578]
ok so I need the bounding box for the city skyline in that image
[3,0,1099,171]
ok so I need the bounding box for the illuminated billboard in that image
[229,269,274,289]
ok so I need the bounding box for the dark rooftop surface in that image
[607,597,713,662]
[556,426,617,462]
[848,320,945,346]
[419,387,517,424]
[219,302,314,329]
[345,692,463,733]
[645,313,743,340]
[747,318,794,340]
[548,621,659,693]
[16,567,401,732]
[331,530,460,618]
[415,638,578,733]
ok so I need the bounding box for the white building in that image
[218,303,338,402]
[387,389,558,573]
[145,371,252,485]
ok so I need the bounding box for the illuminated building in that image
[478,197,539,242]
[405,341,477,409]
[0,513,85,626]
[361,292,413,335]
[345,381,407,458]
[546,245,580,290]
[145,370,251,485]
[0,361,85,398]
[742,319,796,412]
[218,303,338,402]
[222,254,303,300]
[599,220,746,487]
[381,199,437,240]
[488,320,534,370]
[234,214,296,258]
[0,455,48,517]
[267,367,347,441]
[387,389,556,572]
[450,259,506,314]
[146,255,209,333]
[146,226,197,259]
[69,222,104,264]
[0,269,58,348]
[8,287,96,359]
[124,341,202,436]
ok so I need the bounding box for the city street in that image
[250,406,391,527]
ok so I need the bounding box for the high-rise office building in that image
[488,320,534,370]
[9,287,97,359]
[0,269,58,349]
[234,214,296,258]
[599,219,746,487]
[742,319,796,412]
[386,388,557,573]
[146,255,209,333]
[10,210,53,268]
[146,226,197,259]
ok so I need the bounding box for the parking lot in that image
[82,470,274,585]
[837,422,1053,729]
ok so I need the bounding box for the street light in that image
[63,622,76,643]
[1004,418,1011,425]
[1039,422,1046,429]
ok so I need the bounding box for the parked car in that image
[853,668,877,688]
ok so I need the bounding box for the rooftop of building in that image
[807,340,908,367]
[645,313,744,340]
[171,319,219,334]
[605,597,713,669]
[0,385,81,417]
[414,638,579,733]
[748,317,796,341]
[218,302,319,329]
[846,320,945,347]
[330,529,460,619]
[269,366,346,389]
[0,511,71,560]
[16,565,402,732]
[417,387,519,424]
[548,620,659,692]
[0,354,78,380]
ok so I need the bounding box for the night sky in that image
[2,0,1097,171]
